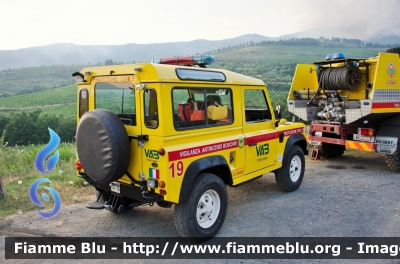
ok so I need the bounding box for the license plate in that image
[376,136,398,155]
[110,182,120,193]
[309,141,321,146]
[353,134,375,143]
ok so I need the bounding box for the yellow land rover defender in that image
[73,55,308,242]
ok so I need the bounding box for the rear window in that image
[95,82,136,126]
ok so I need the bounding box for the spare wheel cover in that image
[76,109,130,184]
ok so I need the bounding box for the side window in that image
[244,89,271,123]
[172,87,233,130]
[79,89,88,118]
[95,82,136,126]
[144,89,158,128]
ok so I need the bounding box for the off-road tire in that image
[385,144,400,173]
[76,109,130,184]
[174,173,228,243]
[320,143,345,158]
[275,145,305,192]
[386,47,400,55]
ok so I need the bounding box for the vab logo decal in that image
[30,128,62,218]
[29,178,61,218]
[256,143,269,156]
[387,62,396,78]
[144,149,159,160]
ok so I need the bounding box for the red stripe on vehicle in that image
[245,127,305,145]
[372,102,400,108]
[168,127,304,162]
[245,132,277,145]
[168,139,238,161]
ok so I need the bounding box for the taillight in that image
[158,148,165,156]
[358,128,374,136]
[159,181,166,188]
[76,160,83,170]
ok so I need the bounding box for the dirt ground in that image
[1,151,400,263]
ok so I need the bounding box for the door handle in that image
[248,142,257,146]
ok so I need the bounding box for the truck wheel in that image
[385,145,400,173]
[320,143,345,158]
[386,47,400,55]
[275,145,305,192]
[174,173,227,243]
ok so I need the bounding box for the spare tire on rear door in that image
[76,109,130,184]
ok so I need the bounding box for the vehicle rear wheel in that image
[385,144,400,173]
[174,173,227,243]
[275,145,305,192]
[320,143,345,158]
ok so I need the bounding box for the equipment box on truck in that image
[288,47,400,172]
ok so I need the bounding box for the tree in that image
[33,114,60,143]
[0,115,9,137]
[55,115,76,143]
[5,111,39,145]
[105,59,114,65]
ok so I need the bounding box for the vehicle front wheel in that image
[275,145,305,192]
[174,173,228,243]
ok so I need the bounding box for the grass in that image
[0,142,93,219]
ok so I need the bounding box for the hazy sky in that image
[1,0,399,50]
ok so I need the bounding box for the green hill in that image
[0,65,83,98]
[0,85,76,116]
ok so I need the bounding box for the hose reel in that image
[319,66,361,91]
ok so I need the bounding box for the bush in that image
[4,110,76,146]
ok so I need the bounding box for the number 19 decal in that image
[169,161,184,178]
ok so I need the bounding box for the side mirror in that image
[274,105,281,127]
[274,105,281,119]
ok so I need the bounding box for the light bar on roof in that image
[325,52,346,60]
[151,55,214,66]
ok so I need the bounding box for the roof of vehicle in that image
[79,63,265,86]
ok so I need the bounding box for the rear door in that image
[93,77,143,185]
[140,87,164,185]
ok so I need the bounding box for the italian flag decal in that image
[149,168,160,179]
